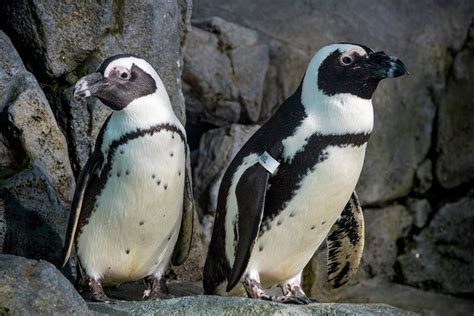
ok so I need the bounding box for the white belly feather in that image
[224,144,366,294]
[249,144,366,287]
[77,130,185,284]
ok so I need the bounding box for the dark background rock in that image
[0,254,90,315]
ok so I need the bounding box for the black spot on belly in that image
[311,225,316,230]
[157,180,161,186]
[164,184,168,190]
[120,150,124,154]
[289,211,296,218]
[259,245,264,252]
[125,249,130,254]
[167,234,172,241]
[170,152,174,157]
[152,174,156,179]
[172,134,175,139]
[321,221,326,225]
[139,220,144,226]
[126,169,130,175]
[277,219,283,226]
[178,170,181,176]
[117,172,121,177]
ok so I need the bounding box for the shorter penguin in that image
[61,54,194,302]
[203,43,407,303]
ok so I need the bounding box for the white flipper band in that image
[258,151,280,174]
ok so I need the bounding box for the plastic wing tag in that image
[258,151,280,174]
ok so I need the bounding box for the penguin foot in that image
[143,275,173,300]
[262,295,316,305]
[89,279,117,303]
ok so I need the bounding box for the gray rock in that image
[0,31,74,204]
[406,199,432,229]
[192,0,473,205]
[398,196,474,295]
[89,295,414,316]
[0,163,68,265]
[334,278,474,316]
[193,124,260,215]
[361,206,413,280]
[414,160,433,195]
[0,254,90,315]
[7,73,75,203]
[436,25,474,188]
[183,17,269,124]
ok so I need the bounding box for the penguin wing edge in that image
[226,162,270,292]
[60,154,101,268]
[172,144,195,266]
[326,191,365,288]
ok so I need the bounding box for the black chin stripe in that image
[78,123,185,237]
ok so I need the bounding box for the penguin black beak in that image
[73,72,108,99]
[365,51,408,79]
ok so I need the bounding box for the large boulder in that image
[398,196,474,295]
[0,31,74,203]
[0,164,68,265]
[192,0,473,205]
[183,17,269,125]
[0,254,90,315]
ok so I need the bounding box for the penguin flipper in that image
[60,116,111,268]
[60,152,101,268]
[171,144,195,266]
[326,191,365,288]
[226,162,270,292]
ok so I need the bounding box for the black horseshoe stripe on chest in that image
[76,123,186,239]
[259,132,370,236]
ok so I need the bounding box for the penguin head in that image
[73,54,169,111]
[303,43,407,100]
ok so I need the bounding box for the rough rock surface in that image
[436,24,474,188]
[183,17,269,125]
[0,164,68,265]
[0,31,74,202]
[334,278,474,316]
[192,0,473,205]
[0,254,90,315]
[89,295,415,316]
[193,124,260,216]
[398,196,474,295]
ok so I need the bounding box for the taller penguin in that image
[61,55,194,302]
[203,43,407,303]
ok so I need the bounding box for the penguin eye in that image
[119,71,131,80]
[340,55,353,66]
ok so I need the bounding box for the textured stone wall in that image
[0,0,473,314]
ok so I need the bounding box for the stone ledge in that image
[88,295,417,316]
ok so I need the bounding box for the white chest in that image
[77,130,185,283]
[246,144,367,286]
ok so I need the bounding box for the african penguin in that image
[203,43,407,304]
[61,54,194,302]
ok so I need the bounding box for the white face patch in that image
[102,56,171,105]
